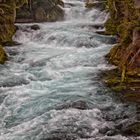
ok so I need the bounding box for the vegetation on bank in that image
[104,0,140,99]
[85,0,140,135]
[102,0,140,135]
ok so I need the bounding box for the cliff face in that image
[0,0,28,63]
[16,0,64,22]
[104,0,140,102]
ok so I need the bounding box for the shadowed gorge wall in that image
[16,0,64,22]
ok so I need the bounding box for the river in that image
[0,0,139,140]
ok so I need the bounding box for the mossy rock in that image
[111,84,126,92]
[0,45,7,64]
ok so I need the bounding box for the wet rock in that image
[3,41,21,46]
[71,100,88,110]
[56,100,88,110]
[0,95,7,104]
[0,76,29,87]
[42,132,76,140]
[106,130,116,136]
[121,122,140,135]
[85,1,107,10]
[15,25,19,31]
[42,138,62,140]
[31,24,40,30]
[99,126,110,134]
[16,0,64,22]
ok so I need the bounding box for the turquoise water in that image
[0,0,139,139]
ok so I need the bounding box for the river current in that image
[0,0,139,140]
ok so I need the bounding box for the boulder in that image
[16,0,64,22]
[31,24,40,30]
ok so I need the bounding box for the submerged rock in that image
[31,24,40,30]
[0,45,7,64]
[56,100,89,110]
[3,41,21,46]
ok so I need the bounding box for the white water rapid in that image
[0,0,139,140]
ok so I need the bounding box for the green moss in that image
[105,18,117,35]
[121,64,126,82]
[130,122,140,134]
[0,45,7,64]
[111,84,126,92]
[135,26,140,31]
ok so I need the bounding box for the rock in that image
[34,7,47,22]
[3,41,21,46]
[106,130,116,136]
[121,122,140,135]
[56,100,88,110]
[85,1,107,10]
[99,126,110,134]
[31,24,40,30]
[71,100,88,110]
[16,0,65,22]
[0,45,7,64]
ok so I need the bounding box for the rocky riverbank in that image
[104,0,140,102]
[0,0,28,63]
[85,0,140,135]
[102,0,140,135]
[0,0,65,64]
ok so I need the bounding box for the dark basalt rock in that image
[3,41,21,46]
[106,130,116,136]
[56,100,89,110]
[31,24,40,30]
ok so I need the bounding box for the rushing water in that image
[0,0,139,140]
